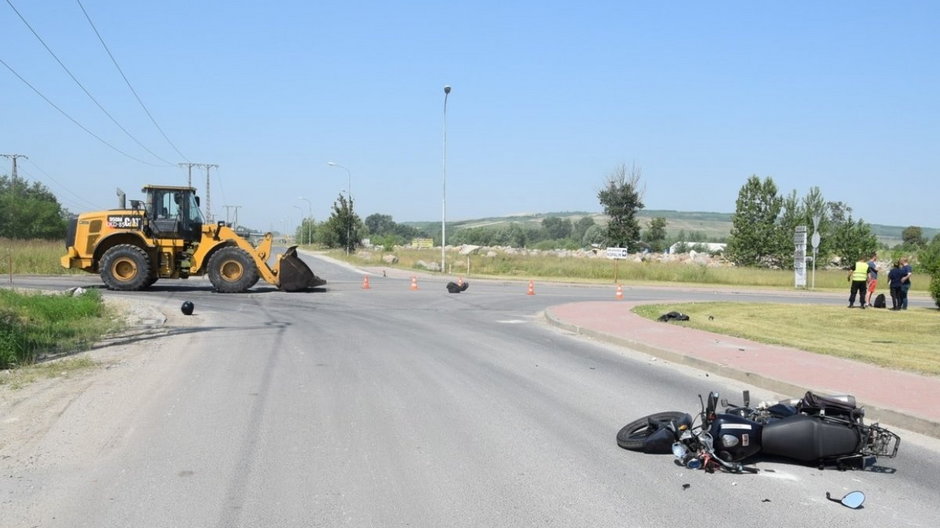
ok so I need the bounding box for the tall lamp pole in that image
[293,205,304,244]
[298,196,312,244]
[327,161,353,255]
[441,85,451,274]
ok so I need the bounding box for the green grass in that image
[0,287,121,369]
[633,302,940,375]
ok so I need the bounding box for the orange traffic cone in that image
[615,283,624,300]
[410,276,419,290]
[527,280,535,296]
[362,276,371,289]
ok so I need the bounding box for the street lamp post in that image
[293,205,304,244]
[327,161,353,255]
[298,196,312,244]
[441,85,451,274]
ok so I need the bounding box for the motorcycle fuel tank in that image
[709,414,763,462]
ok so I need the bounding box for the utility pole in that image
[203,164,218,222]
[1,153,27,175]
[1,153,27,193]
[223,205,241,228]
[178,162,199,187]
[179,162,217,220]
[2,153,28,236]
[2,153,27,283]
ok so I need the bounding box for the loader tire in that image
[101,244,152,291]
[208,247,259,293]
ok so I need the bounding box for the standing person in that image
[847,255,869,308]
[899,257,913,310]
[887,259,904,310]
[865,252,879,307]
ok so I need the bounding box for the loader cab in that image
[145,185,205,241]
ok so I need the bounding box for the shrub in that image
[370,234,400,252]
[919,238,940,308]
[0,288,112,369]
[930,275,940,309]
[0,311,22,368]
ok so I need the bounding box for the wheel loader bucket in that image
[276,246,326,291]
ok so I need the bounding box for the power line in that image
[76,0,189,162]
[20,158,102,211]
[0,56,160,166]
[5,0,174,166]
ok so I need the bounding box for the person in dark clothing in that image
[899,257,913,310]
[887,260,904,310]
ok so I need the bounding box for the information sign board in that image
[606,247,628,259]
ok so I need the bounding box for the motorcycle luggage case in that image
[761,414,861,462]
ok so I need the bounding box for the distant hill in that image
[404,210,938,247]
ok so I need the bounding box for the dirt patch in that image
[0,298,194,470]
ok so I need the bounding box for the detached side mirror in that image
[826,491,865,509]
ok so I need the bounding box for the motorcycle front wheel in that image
[617,411,689,451]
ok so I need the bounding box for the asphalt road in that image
[2,255,938,527]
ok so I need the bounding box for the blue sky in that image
[2,1,937,233]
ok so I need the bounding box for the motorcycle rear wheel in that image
[617,411,688,451]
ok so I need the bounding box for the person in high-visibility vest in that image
[847,255,870,308]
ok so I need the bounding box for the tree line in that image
[591,168,940,306]
[724,175,939,268]
[5,170,939,307]
[0,176,68,239]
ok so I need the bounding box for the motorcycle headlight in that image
[672,442,688,460]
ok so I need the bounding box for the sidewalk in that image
[545,301,940,439]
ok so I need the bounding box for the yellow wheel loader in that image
[61,185,326,293]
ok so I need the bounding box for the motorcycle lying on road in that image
[617,390,900,473]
